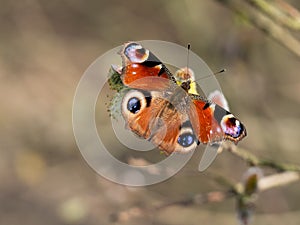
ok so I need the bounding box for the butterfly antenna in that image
[186,43,191,75]
[192,68,227,84]
[214,68,226,75]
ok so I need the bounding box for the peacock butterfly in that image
[110,42,246,155]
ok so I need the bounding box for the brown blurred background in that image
[1,1,300,225]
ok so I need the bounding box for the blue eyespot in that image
[127,97,141,114]
[226,123,243,138]
[224,117,244,138]
[177,133,195,147]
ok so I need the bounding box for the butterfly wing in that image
[121,87,198,155]
[190,91,246,171]
[189,95,246,144]
[119,42,177,88]
[208,90,230,111]
[119,42,199,154]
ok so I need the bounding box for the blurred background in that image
[1,0,300,224]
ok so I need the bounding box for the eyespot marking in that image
[127,97,141,114]
[177,133,195,147]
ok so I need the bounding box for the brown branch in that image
[258,171,300,191]
[155,190,235,210]
[109,190,235,223]
[222,142,300,172]
[215,0,300,58]
[245,0,300,30]
[110,168,299,223]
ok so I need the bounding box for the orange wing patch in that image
[191,100,224,144]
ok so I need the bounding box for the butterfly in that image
[110,42,246,155]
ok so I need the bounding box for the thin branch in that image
[110,190,234,222]
[222,142,300,172]
[245,0,300,30]
[110,169,300,223]
[215,0,300,58]
[258,171,300,191]
[155,190,235,210]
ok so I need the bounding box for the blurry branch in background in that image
[222,142,300,172]
[110,143,300,224]
[215,0,300,58]
[246,0,300,30]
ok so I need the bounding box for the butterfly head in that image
[174,67,199,95]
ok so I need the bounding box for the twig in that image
[155,190,235,210]
[215,0,300,58]
[245,0,300,30]
[222,142,300,172]
[258,171,300,191]
[110,171,299,222]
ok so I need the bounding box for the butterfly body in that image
[115,42,246,155]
